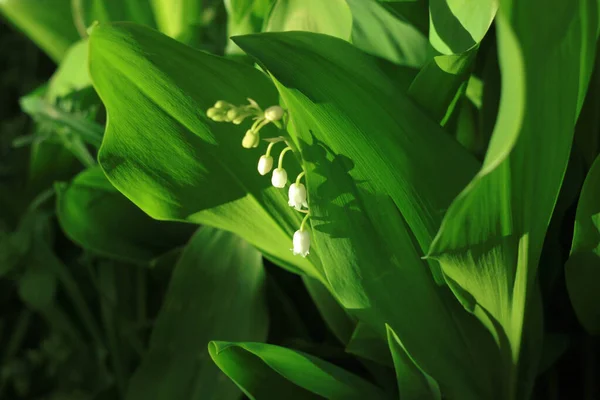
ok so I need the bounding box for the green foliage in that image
[0,0,79,62]
[566,154,600,334]
[55,167,194,264]
[88,22,321,279]
[209,341,386,399]
[127,227,268,400]
[2,0,600,399]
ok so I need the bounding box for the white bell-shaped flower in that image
[242,130,259,148]
[257,155,273,175]
[264,105,284,122]
[292,230,310,257]
[271,168,288,188]
[288,183,307,210]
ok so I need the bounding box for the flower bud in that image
[233,116,245,125]
[242,130,259,148]
[207,107,219,119]
[226,108,239,121]
[288,183,307,210]
[214,100,227,108]
[271,168,288,188]
[292,230,310,257]
[264,105,284,122]
[257,155,274,175]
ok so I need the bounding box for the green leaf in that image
[264,0,352,39]
[46,40,92,102]
[225,0,273,55]
[429,0,497,55]
[346,322,392,367]
[150,0,203,44]
[18,250,58,311]
[71,0,156,35]
[234,31,502,399]
[55,167,195,264]
[346,0,429,67]
[0,0,80,62]
[379,0,429,36]
[386,325,441,400]
[566,154,600,334]
[209,341,386,399]
[88,22,323,280]
[127,227,268,400]
[303,276,355,345]
[26,40,97,189]
[428,0,598,396]
[408,49,477,123]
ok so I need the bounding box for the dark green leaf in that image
[386,325,441,400]
[127,227,268,400]
[566,154,600,334]
[55,167,195,264]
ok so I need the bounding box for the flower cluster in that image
[207,99,311,257]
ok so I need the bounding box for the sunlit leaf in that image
[71,0,156,34]
[234,31,502,399]
[150,0,203,45]
[428,0,598,396]
[88,22,323,279]
[265,0,352,39]
[429,0,497,55]
[346,0,429,67]
[225,0,273,54]
[0,0,80,62]
[209,341,386,399]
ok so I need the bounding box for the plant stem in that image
[278,147,293,168]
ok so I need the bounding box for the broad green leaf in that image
[428,0,598,397]
[566,154,600,334]
[88,22,323,280]
[386,325,441,400]
[346,0,429,67]
[150,0,203,44]
[0,0,80,62]
[234,31,502,399]
[346,322,392,366]
[71,0,156,34]
[225,0,273,55]
[26,40,96,190]
[265,0,352,39]
[209,341,386,399]
[55,167,194,264]
[429,0,497,55]
[127,227,268,400]
[408,49,477,123]
[379,0,429,36]
[46,40,92,102]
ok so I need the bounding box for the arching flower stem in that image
[300,212,311,231]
